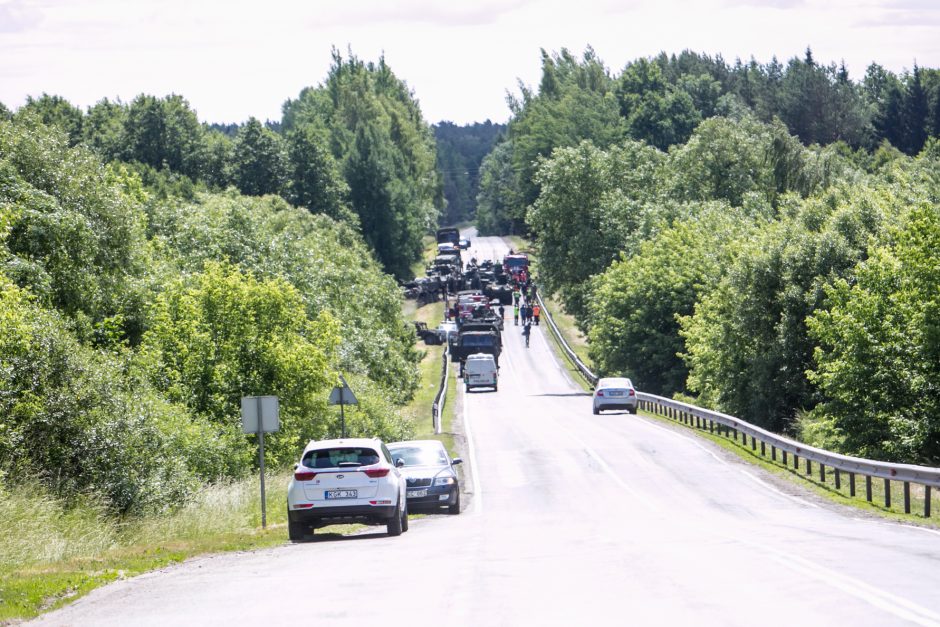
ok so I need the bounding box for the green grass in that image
[0,475,360,623]
[541,293,593,369]
[638,406,940,528]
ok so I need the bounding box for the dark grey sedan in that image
[388,440,462,515]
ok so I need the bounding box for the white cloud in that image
[1,0,939,124]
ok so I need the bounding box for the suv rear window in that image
[302,447,380,469]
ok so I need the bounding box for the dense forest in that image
[4,51,441,281]
[480,47,940,465]
[0,51,434,513]
[434,121,505,225]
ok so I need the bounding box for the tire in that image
[593,406,600,415]
[401,503,409,532]
[448,490,461,515]
[288,519,305,542]
[493,384,498,392]
[387,501,403,536]
[629,406,638,415]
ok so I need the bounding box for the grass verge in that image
[0,476,359,623]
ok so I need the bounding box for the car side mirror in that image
[395,458,405,468]
[452,458,463,465]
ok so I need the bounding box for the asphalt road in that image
[33,231,940,627]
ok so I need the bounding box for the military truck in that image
[436,227,460,247]
[451,331,501,371]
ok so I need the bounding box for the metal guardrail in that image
[431,345,449,435]
[536,293,940,518]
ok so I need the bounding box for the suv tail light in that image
[294,471,317,481]
[362,467,390,478]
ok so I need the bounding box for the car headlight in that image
[434,476,456,486]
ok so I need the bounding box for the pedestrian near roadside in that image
[533,304,541,326]
[498,304,505,320]
[513,304,519,326]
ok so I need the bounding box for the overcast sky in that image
[2,0,939,125]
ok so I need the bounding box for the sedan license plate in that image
[325,489,358,500]
[608,390,624,396]
[407,489,428,498]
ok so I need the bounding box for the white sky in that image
[2,0,939,125]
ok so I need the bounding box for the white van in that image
[464,353,498,392]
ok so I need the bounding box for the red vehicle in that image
[503,254,529,280]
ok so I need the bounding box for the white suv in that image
[287,438,408,540]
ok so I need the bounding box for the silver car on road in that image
[592,377,638,415]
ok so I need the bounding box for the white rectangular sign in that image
[241,396,280,433]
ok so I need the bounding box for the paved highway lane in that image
[33,232,940,626]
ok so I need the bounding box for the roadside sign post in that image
[241,396,280,529]
[328,375,358,438]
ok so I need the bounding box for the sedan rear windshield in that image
[388,446,447,467]
[302,447,380,469]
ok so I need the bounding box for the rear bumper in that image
[594,400,638,411]
[288,504,397,527]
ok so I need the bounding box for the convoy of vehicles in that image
[292,232,640,543]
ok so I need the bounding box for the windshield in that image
[301,447,380,469]
[462,335,495,346]
[388,445,447,466]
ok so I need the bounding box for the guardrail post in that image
[794,454,799,469]
[849,472,856,497]
[820,464,826,483]
[709,420,714,433]
[806,458,812,475]
[781,450,787,465]
[903,482,911,514]
[884,479,891,508]
[834,468,841,490]
[760,441,766,456]
[866,475,873,502]
[772,445,777,461]
[926,487,932,518]
[733,428,738,441]
[751,435,757,451]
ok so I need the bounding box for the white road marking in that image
[636,412,821,509]
[461,381,484,516]
[751,540,940,627]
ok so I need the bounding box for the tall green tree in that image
[16,94,84,145]
[281,50,440,278]
[806,199,940,464]
[287,124,352,222]
[231,117,289,197]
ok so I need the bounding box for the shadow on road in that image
[529,392,591,397]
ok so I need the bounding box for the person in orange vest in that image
[533,304,541,326]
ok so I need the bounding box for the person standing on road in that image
[533,304,541,326]
[522,319,532,347]
[513,303,519,326]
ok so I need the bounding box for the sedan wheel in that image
[448,490,461,515]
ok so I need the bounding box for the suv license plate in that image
[325,490,358,499]
[408,489,428,498]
